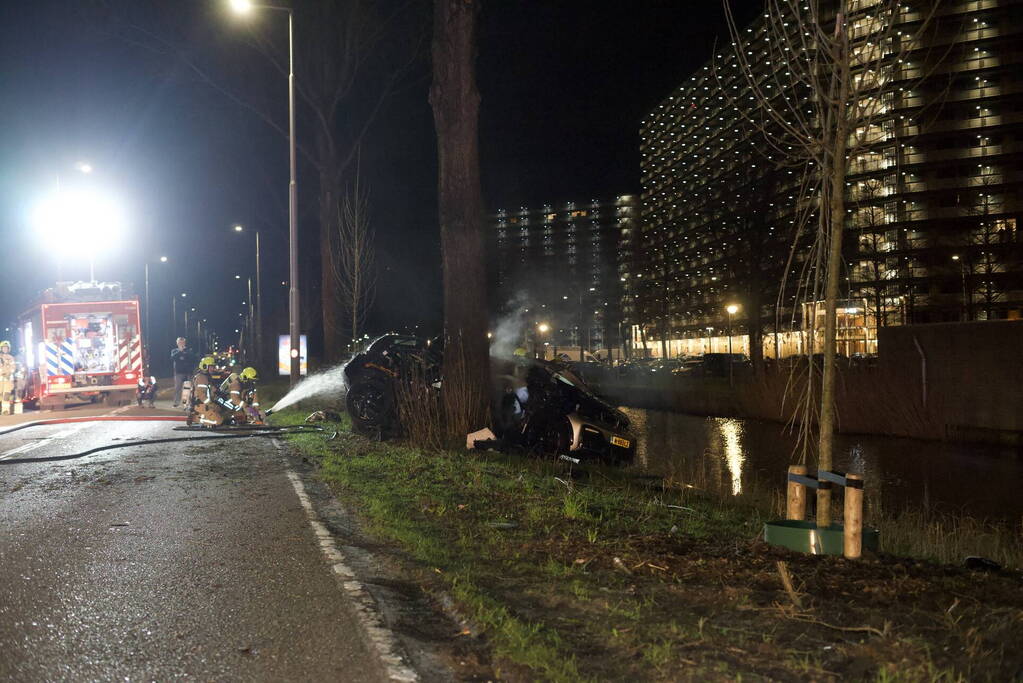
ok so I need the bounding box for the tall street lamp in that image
[144,255,168,361]
[173,292,188,338]
[951,254,969,321]
[726,304,739,386]
[536,322,550,360]
[228,0,300,385]
[232,224,262,366]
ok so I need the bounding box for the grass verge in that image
[272,406,1023,681]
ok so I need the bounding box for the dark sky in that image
[0,0,758,368]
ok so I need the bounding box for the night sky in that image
[0,0,758,371]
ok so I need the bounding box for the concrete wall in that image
[878,320,1023,437]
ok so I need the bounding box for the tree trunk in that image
[430,0,490,441]
[817,15,851,528]
[318,129,342,365]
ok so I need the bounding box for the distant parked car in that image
[647,358,686,374]
[679,353,749,378]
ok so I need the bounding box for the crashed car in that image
[342,334,635,462]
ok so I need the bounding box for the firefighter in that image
[190,356,225,427]
[136,376,158,408]
[0,341,14,415]
[218,366,261,424]
[240,367,264,423]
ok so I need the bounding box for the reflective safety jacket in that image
[219,373,245,411]
[192,371,214,404]
[0,353,14,382]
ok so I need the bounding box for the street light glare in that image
[160,255,168,262]
[726,304,739,315]
[31,188,126,257]
[75,161,93,174]
[229,0,253,14]
[233,224,244,232]
[538,323,550,333]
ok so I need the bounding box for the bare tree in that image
[722,0,940,525]
[430,0,490,441]
[330,150,376,350]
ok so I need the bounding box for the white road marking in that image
[0,422,93,460]
[282,459,418,683]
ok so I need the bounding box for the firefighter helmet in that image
[199,355,215,370]
[0,340,9,351]
[240,367,258,381]
[513,347,527,357]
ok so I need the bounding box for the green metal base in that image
[763,519,879,556]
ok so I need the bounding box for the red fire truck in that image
[17,281,144,409]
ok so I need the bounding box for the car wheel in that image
[529,415,573,456]
[346,376,394,433]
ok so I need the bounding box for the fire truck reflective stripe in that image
[130,336,142,372]
[59,339,75,375]
[45,343,60,377]
[117,340,130,371]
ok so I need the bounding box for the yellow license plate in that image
[611,436,630,448]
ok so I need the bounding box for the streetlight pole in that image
[726,304,739,387]
[952,254,969,321]
[255,230,262,366]
[286,8,300,386]
[144,256,168,360]
[233,224,263,368]
[228,0,299,385]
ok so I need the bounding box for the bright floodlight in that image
[75,161,93,174]
[31,188,126,257]
[229,0,253,13]
[160,255,168,262]
[538,323,550,333]
[233,224,244,232]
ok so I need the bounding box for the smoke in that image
[490,292,530,358]
[269,364,348,413]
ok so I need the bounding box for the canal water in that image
[620,407,1023,523]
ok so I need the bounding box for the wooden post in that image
[843,473,864,559]
[786,465,807,521]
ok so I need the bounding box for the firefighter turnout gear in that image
[188,360,226,427]
[0,342,14,414]
[218,370,263,425]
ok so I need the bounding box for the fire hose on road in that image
[0,415,324,465]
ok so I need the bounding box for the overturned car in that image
[342,335,635,462]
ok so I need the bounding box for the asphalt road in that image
[0,405,389,682]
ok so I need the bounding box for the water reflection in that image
[719,419,744,496]
[621,406,1023,521]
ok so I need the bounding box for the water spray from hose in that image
[269,364,349,413]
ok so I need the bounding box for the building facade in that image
[630,0,1023,359]
[488,196,637,356]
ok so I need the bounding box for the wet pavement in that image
[0,404,389,681]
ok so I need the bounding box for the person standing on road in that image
[171,337,196,408]
[0,341,15,415]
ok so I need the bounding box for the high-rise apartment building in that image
[630,0,1023,359]
[487,196,637,355]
